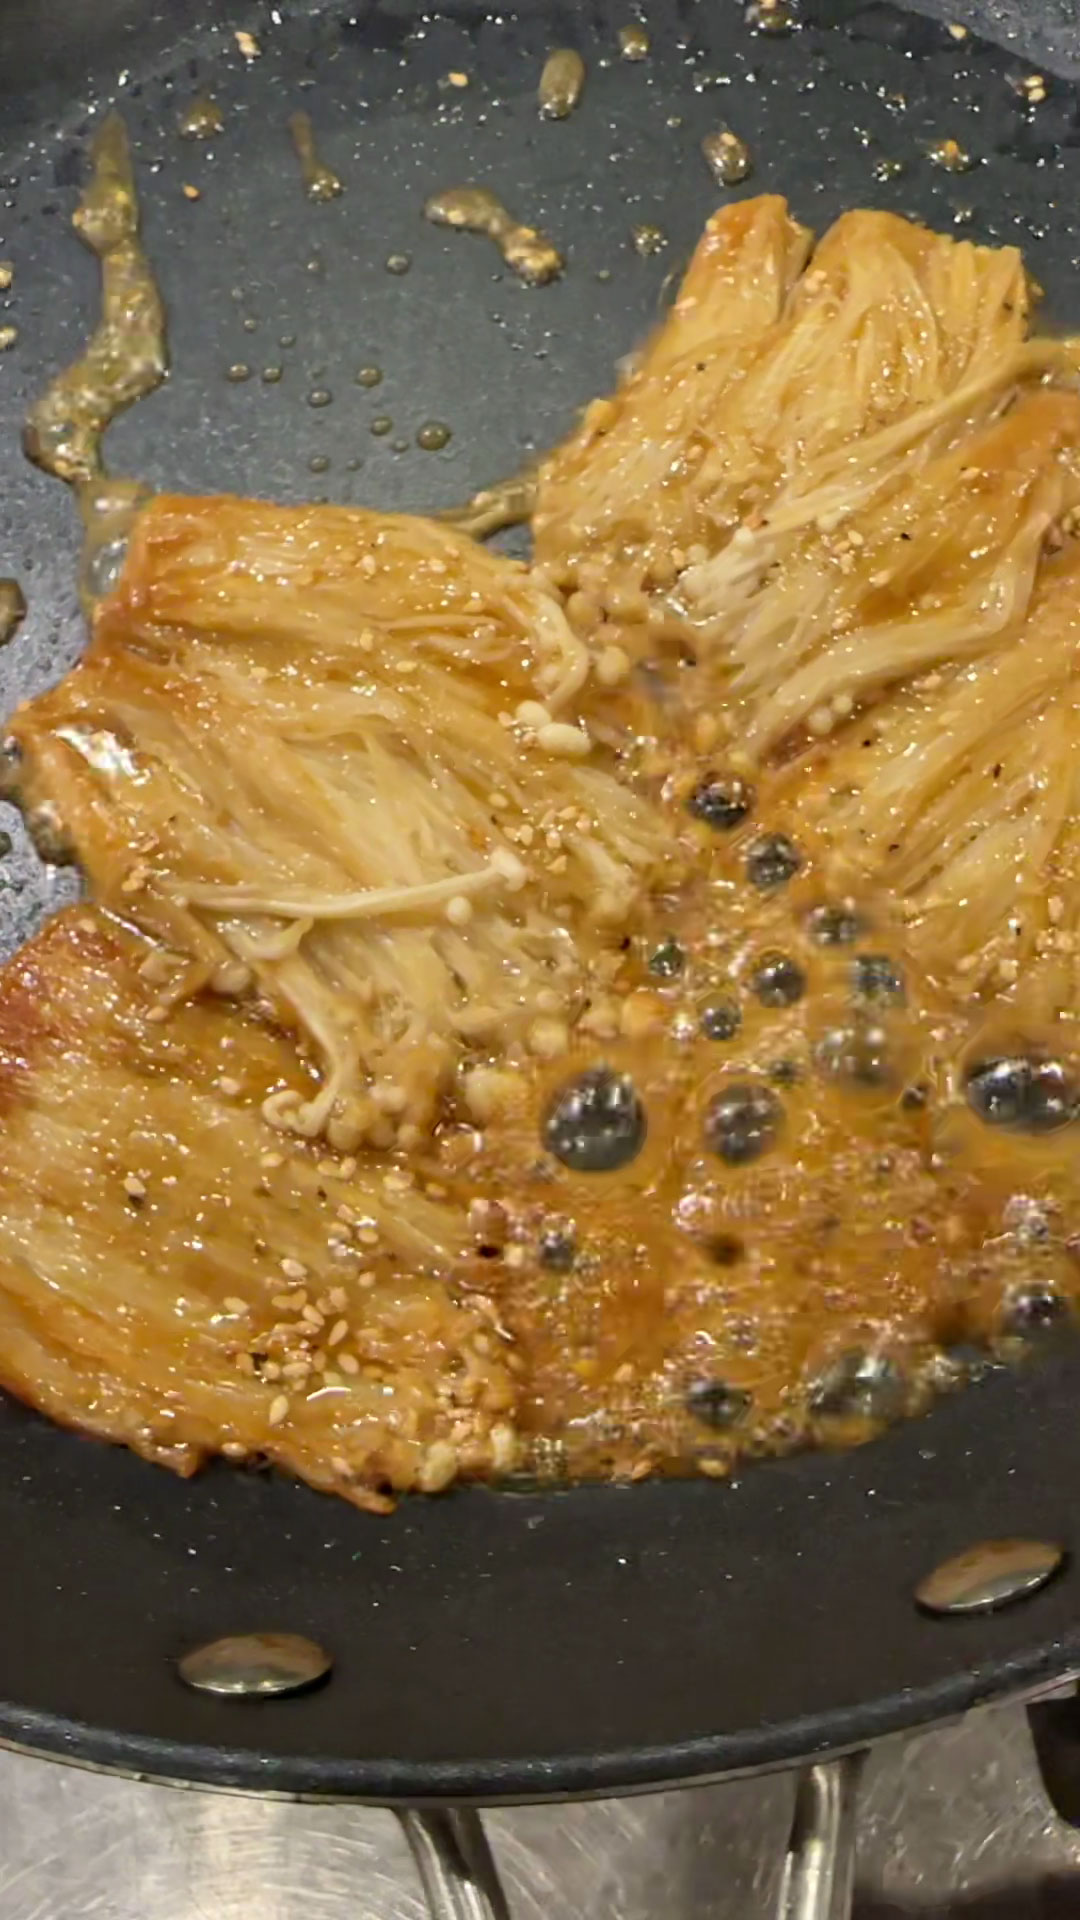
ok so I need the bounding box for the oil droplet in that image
[619,23,650,59]
[261,365,283,383]
[929,137,974,172]
[0,325,17,351]
[308,453,330,473]
[279,333,297,350]
[539,48,586,119]
[0,263,14,291]
[385,252,411,275]
[0,579,26,645]
[345,455,363,472]
[227,362,252,383]
[702,128,752,186]
[288,110,343,202]
[632,224,666,256]
[391,437,409,453]
[370,416,393,436]
[178,95,224,140]
[242,316,258,333]
[424,185,563,287]
[354,365,382,388]
[417,420,451,451]
[307,387,332,408]
[872,157,905,182]
[23,113,167,488]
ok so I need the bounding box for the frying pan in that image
[3,0,1080,1913]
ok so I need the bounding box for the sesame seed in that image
[217,1076,242,1097]
[328,1318,349,1345]
[339,1353,360,1375]
[222,1296,248,1315]
[281,1256,307,1281]
[260,1150,285,1170]
[123,1173,147,1200]
[329,1286,348,1311]
[536,720,591,758]
[301,1304,325,1328]
[268,1394,290,1426]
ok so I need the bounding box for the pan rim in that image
[0,1635,1077,1803]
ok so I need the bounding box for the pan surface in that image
[2,0,1080,1802]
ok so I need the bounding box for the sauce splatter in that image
[539,49,586,119]
[632,224,666,257]
[930,137,974,172]
[23,114,166,490]
[178,95,223,140]
[702,128,753,186]
[288,111,343,202]
[0,580,26,646]
[424,186,563,287]
[619,23,650,59]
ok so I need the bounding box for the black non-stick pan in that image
[3,0,1080,1892]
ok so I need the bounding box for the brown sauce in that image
[0,581,26,646]
[702,128,753,186]
[177,95,224,140]
[23,114,166,494]
[288,111,344,202]
[424,186,563,286]
[539,49,586,119]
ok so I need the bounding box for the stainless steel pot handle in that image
[776,1753,864,1920]
[398,1809,510,1920]
[400,1752,863,1920]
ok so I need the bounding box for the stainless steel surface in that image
[177,1633,334,1699]
[777,1757,863,1920]
[399,1811,509,1920]
[914,1540,1066,1617]
[0,1704,1077,1916]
